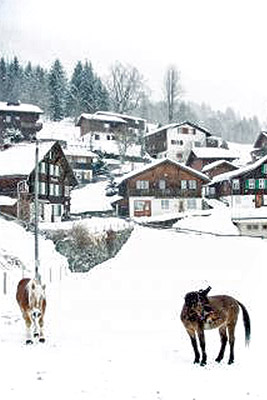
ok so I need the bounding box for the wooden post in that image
[34,140,41,282]
[3,272,7,295]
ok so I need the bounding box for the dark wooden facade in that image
[186,150,237,171]
[251,131,267,161]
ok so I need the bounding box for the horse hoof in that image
[39,337,45,343]
[228,359,234,365]
[26,339,33,345]
[34,333,39,338]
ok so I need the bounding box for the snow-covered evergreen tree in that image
[48,59,68,121]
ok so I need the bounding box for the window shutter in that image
[245,180,249,189]
[256,180,259,189]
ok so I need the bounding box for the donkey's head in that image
[184,291,201,308]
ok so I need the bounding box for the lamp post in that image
[34,139,41,282]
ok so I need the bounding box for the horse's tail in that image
[237,301,251,346]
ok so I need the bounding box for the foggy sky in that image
[1,0,267,121]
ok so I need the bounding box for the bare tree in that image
[164,65,183,123]
[107,62,146,113]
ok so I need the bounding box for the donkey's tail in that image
[237,301,251,346]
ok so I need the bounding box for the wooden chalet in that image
[144,121,212,162]
[76,111,146,140]
[186,147,238,171]
[205,154,267,208]
[64,145,97,184]
[0,141,78,222]
[116,158,210,218]
[202,160,238,179]
[0,101,43,143]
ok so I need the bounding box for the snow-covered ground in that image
[0,209,266,399]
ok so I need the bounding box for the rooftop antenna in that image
[34,139,41,283]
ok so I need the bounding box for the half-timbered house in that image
[116,158,210,218]
[0,141,77,222]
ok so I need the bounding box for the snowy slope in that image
[0,213,266,399]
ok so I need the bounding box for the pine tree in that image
[80,61,96,113]
[7,56,23,102]
[66,61,84,118]
[48,59,68,121]
[0,57,8,100]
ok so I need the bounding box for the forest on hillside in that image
[0,56,262,144]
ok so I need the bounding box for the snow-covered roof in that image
[202,159,237,173]
[0,141,55,176]
[208,154,267,185]
[96,111,146,123]
[37,119,80,142]
[116,157,210,185]
[146,121,211,137]
[0,101,43,114]
[77,113,127,124]
[190,147,238,160]
[64,145,96,158]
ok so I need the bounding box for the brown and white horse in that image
[16,278,46,344]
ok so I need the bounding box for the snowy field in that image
[0,210,266,400]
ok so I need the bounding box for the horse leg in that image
[23,312,33,345]
[228,324,236,364]
[197,328,207,366]
[215,326,228,363]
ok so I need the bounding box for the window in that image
[52,204,62,217]
[136,180,149,190]
[49,184,60,196]
[161,199,169,210]
[5,115,11,123]
[262,164,267,174]
[39,182,46,195]
[181,180,187,189]
[258,179,265,189]
[95,134,100,140]
[159,179,166,190]
[187,198,197,209]
[40,162,46,174]
[64,186,70,196]
[232,179,240,190]
[134,200,149,211]
[188,180,197,190]
[245,179,255,189]
[171,140,177,145]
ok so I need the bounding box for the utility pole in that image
[34,139,41,282]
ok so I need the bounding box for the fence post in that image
[3,272,7,295]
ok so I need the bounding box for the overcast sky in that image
[1,0,267,121]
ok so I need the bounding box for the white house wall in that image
[129,196,202,218]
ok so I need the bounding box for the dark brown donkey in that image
[180,287,251,365]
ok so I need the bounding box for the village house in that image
[64,145,97,184]
[144,121,212,163]
[205,154,267,208]
[186,147,238,171]
[0,101,43,143]
[76,111,146,142]
[115,158,210,218]
[0,141,77,222]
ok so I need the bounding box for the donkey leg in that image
[228,325,236,364]
[38,317,45,343]
[189,333,200,364]
[216,326,228,363]
[23,312,33,345]
[197,329,207,366]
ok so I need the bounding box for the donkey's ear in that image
[31,282,36,290]
[42,284,46,291]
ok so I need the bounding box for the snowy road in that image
[0,221,266,399]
